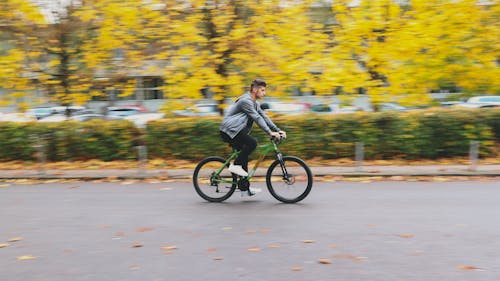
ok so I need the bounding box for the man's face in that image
[253,86,266,99]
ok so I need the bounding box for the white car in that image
[124,113,165,128]
[0,113,36,122]
[466,96,500,106]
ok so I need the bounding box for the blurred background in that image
[0,0,498,162]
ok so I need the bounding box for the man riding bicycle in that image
[219,79,287,181]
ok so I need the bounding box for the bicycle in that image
[193,136,313,203]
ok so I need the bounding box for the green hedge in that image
[0,120,141,161]
[146,108,499,160]
[0,108,498,162]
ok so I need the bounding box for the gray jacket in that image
[220,93,280,139]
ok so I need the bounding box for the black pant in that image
[220,131,257,172]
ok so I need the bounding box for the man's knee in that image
[248,137,258,151]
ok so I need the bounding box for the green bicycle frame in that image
[214,141,280,183]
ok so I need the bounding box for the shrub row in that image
[0,108,498,162]
[0,120,141,161]
[146,108,499,160]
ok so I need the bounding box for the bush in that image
[0,120,141,161]
[0,108,498,162]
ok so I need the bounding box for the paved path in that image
[0,164,499,179]
[1,180,500,281]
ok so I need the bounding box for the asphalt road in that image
[1,180,500,281]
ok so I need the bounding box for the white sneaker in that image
[247,187,262,196]
[228,164,248,177]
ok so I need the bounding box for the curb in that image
[0,167,499,180]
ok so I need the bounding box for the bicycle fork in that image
[276,152,291,183]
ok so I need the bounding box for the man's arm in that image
[240,99,274,135]
[257,104,280,132]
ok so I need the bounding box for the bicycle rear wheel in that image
[266,156,313,203]
[193,156,237,202]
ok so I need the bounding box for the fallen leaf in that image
[318,258,332,264]
[161,246,177,251]
[259,229,272,233]
[207,248,217,252]
[17,255,37,261]
[399,234,415,239]
[163,251,175,255]
[290,266,303,271]
[0,184,10,188]
[212,256,224,261]
[135,227,154,233]
[328,245,338,249]
[0,243,10,248]
[132,243,143,248]
[121,180,137,185]
[302,240,315,243]
[456,265,481,271]
[332,254,367,262]
[8,237,23,242]
[268,244,281,248]
[129,264,140,270]
[247,246,261,252]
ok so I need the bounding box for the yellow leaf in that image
[8,237,23,242]
[17,255,37,261]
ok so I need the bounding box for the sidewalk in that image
[0,165,499,179]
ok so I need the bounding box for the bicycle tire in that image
[193,156,237,202]
[266,156,313,203]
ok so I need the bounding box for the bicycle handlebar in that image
[270,132,286,144]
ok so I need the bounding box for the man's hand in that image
[278,131,287,139]
[270,132,281,140]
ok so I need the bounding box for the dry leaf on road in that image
[247,246,261,252]
[290,266,303,271]
[17,255,37,261]
[302,240,315,243]
[318,258,332,264]
[0,243,10,248]
[161,246,177,251]
[135,227,154,233]
[456,265,481,271]
[8,237,23,242]
[132,243,143,248]
[399,233,415,238]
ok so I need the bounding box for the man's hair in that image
[250,79,267,92]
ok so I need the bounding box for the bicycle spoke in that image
[193,157,237,202]
[266,156,312,203]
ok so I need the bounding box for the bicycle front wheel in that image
[266,156,313,203]
[193,156,237,202]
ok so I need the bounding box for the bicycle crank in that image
[237,178,250,191]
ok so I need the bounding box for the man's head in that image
[250,79,267,100]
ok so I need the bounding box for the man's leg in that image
[232,132,257,172]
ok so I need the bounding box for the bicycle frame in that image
[214,140,281,183]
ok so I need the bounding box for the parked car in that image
[378,103,408,112]
[124,113,165,128]
[310,103,340,114]
[173,104,220,117]
[466,95,500,105]
[0,113,36,122]
[107,105,148,118]
[260,102,311,115]
[26,107,55,120]
[310,104,363,114]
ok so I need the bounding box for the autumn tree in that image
[327,0,499,109]
[0,0,45,110]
